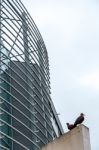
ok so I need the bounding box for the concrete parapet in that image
[40,124,91,150]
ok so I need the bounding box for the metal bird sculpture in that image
[66,123,76,130]
[74,113,85,126]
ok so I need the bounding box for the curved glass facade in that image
[0,0,63,150]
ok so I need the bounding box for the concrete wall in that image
[40,124,91,150]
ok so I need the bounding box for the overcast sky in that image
[22,0,99,149]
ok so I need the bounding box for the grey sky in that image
[22,0,99,149]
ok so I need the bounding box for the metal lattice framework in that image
[0,0,58,150]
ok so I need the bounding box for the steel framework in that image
[0,0,63,150]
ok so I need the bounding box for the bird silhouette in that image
[74,113,85,126]
[66,123,76,130]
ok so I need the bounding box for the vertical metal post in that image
[22,11,29,93]
[22,11,29,99]
[22,11,29,64]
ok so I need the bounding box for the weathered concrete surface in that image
[40,124,91,150]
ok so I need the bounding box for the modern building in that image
[0,0,64,150]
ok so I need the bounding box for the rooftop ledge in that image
[40,124,91,150]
